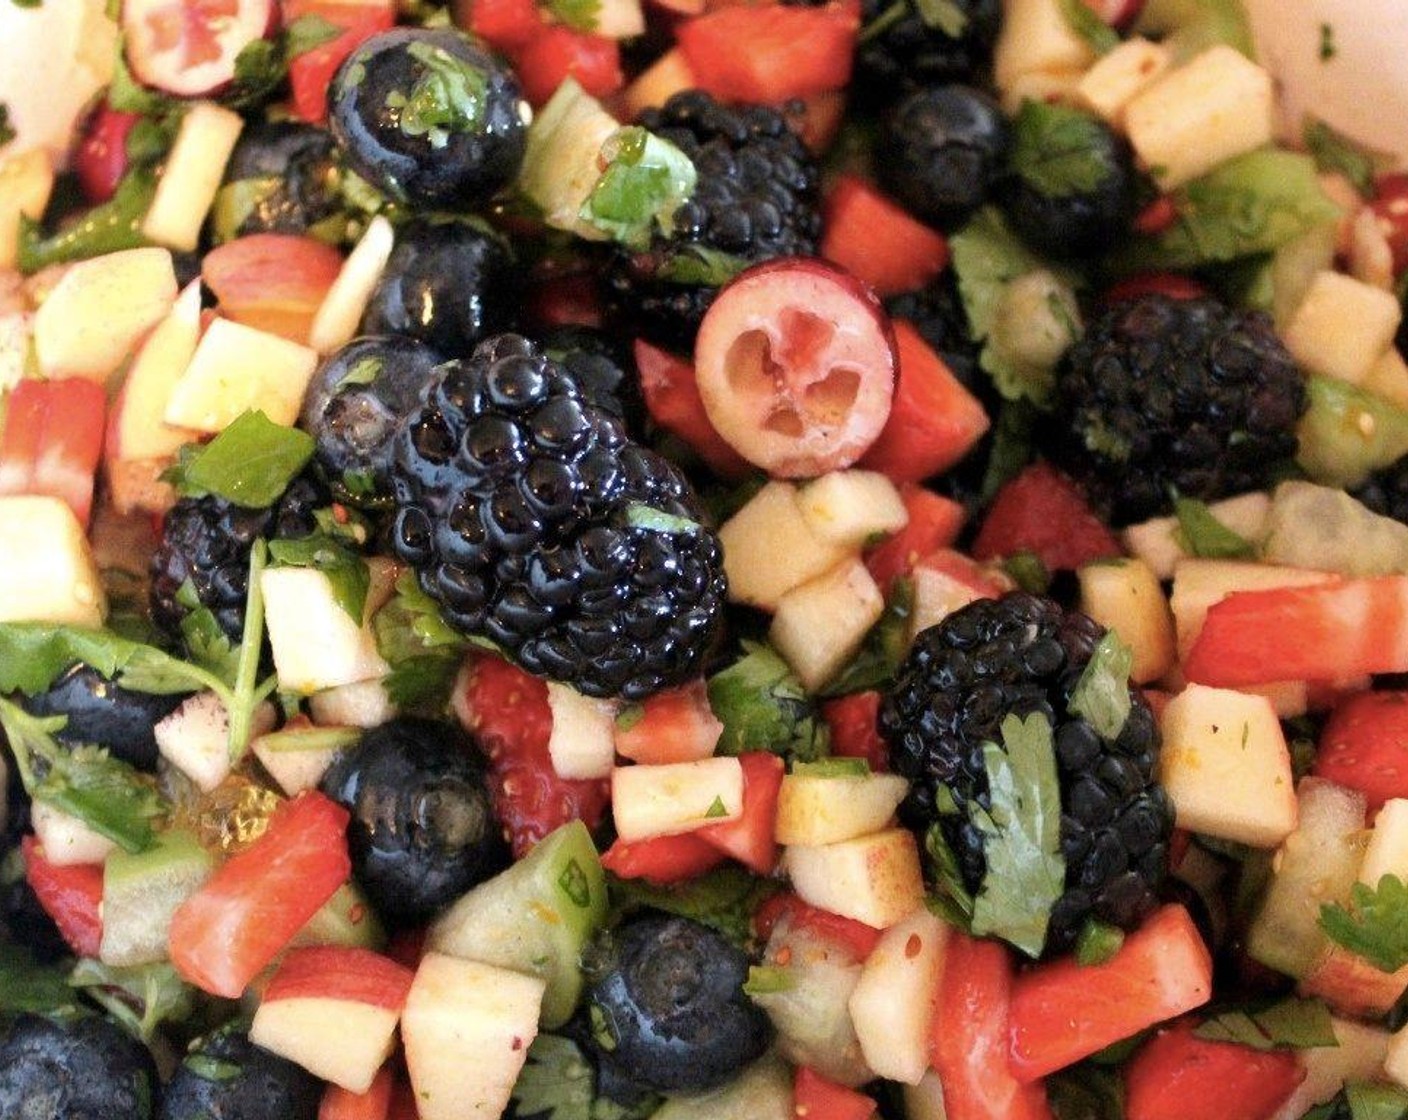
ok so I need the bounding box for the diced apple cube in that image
[1124,46,1275,188]
[1281,270,1403,385]
[770,559,884,693]
[309,679,398,728]
[594,0,645,39]
[33,247,177,385]
[796,470,908,550]
[165,317,319,432]
[0,495,106,626]
[401,953,544,1120]
[998,69,1085,115]
[848,907,949,1084]
[774,770,909,846]
[308,215,395,355]
[720,481,850,610]
[907,551,1008,641]
[0,149,54,271]
[141,101,244,253]
[261,567,390,696]
[252,727,345,797]
[1076,37,1173,124]
[30,802,115,867]
[611,756,744,841]
[156,693,275,792]
[993,0,1097,92]
[1385,1024,1408,1096]
[547,682,618,780]
[1159,684,1297,848]
[1077,558,1176,684]
[1358,798,1408,887]
[1272,1017,1390,1120]
[1121,493,1272,581]
[784,827,925,929]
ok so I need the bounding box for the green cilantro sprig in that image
[1320,875,1408,973]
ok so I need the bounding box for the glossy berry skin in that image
[584,916,772,1095]
[539,325,643,432]
[855,0,1001,102]
[24,663,184,771]
[361,219,517,357]
[301,334,446,508]
[221,122,344,239]
[159,1027,320,1120]
[319,717,508,928]
[329,28,527,209]
[877,85,1010,228]
[0,1013,158,1120]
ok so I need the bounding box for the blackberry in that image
[856,0,1001,103]
[1354,456,1408,524]
[886,271,982,395]
[1049,294,1306,525]
[605,92,821,346]
[880,592,1173,954]
[149,473,326,642]
[388,334,726,699]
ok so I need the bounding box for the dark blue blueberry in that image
[0,1013,157,1120]
[221,122,344,239]
[159,1026,319,1120]
[23,663,185,771]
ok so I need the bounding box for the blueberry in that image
[319,717,508,927]
[220,122,344,240]
[0,1013,158,1120]
[301,335,445,507]
[583,916,771,1095]
[23,664,185,771]
[329,28,527,209]
[877,85,1010,227]
[160,1026,320,1120]
[361,219,517,356]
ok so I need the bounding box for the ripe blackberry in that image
[856,0,1001,104]
[880,592,1173,954]
[886,271,982,395]
[1049,294,1306,525]
[605,92,821,346]
[1354,457,1408,525]
[149,474,326,642]
[388,334,726,699]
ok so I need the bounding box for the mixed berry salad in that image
[0,0,1407,1117]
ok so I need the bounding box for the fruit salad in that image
[0,0,1407,1118]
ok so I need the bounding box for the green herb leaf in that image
[792,758,870,779]
[109,45,175,116]
[1074,920,1125,965]
[1046,1064,1125,1120]
[546,0,602,30]
[1067,631,1134,740]
[707,642,829,764]
[224,540,271,760]
[18,166,157,274]
[255,725,361,753]
[168,411,315,508]
[0,102,15,148]
[267,534,370,624]
[373,571,469,711]
[1320,875,1408,972]
[608,865,781,949]
[226,37,288,109]
[704,795,728,819]
[179,603,241,687]
[924,821,975,928]
[820,579,913,696]
[184,1054,244,1082]
[742,965,793,996]
[969,712,1065,957]
[284,13,344,57]
[1011,100,1113,198]
[1173,496,1256,559]
[980,399,1039,502]
[389,41,489,151]
[1002,551,1050,595]
[1303,118,1378,197]
[1193,996,1337,1051]
[0,622,218,698]
[582,127,697,250]
[0,943,77,1016]
[621,502,702,535]
[336,354,384,389]
[1346,1082,1408,1120]
[912,0,967,36]
[1056,0,1119,53]
[510,1033,662,1120]
[656,245,750,287]
[69,959,196,1042]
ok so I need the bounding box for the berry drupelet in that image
[855,0,1002,104]
[1048,293,1307,525]
[605,91,821,347]
[387,334,727,699]
[1353,456,1408,525]
[880,592,1173,954]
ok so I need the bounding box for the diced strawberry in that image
[455,654,610,859]
[21,836,104,959]
[821,176,949,298]
[754,891,882,961]
[527,271,605,330]
[0,377,107,528]
[615,681,723,765]
[1315,690,1408,815]
[1104,272,1209,304]
[929,933,1053,1120]
[698,751,784,874]
[75,106,139,204]
[863,484,966,593]
[633,338,752,479]
[1131,196,1178,236]
[793,1066,877,1120]
[169,792,353,999]
[263,945,415,1008]
[972,461,1122,571]
[202,233,345,345]
[676,1,858,103]
[789,89,848,157]
[601,831,728,885]
[1123,1021,1305,1120]
[857,319,989,484]
[458,0,543,52]
[1183,576,1408,688]
[821,691,888,772]
[1007,905,1214,1081]
[1370,173,1408,277]
[284,1,397,124]
[320,1064,395,1120]
[514,26,624,106]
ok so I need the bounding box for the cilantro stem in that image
[226,540,268,760]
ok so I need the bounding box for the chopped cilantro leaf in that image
[69,960,196,1042]
[267,534,371,624]
[166,411,315,508]
[389,41,488,149]
[1057,0,1118,54]
[582,127,697,249]
[0,102,14,148]
[821,578,913,696]
[284,13,344,57]
[1067,631,1135,740]
[1320,875,1408,972]
[1173,497,1257,559]
[0,943,77,1016]
[1074,919,1124,965]
[546,0,602,31]
[1304,118,1378,196]
[510,1033,661,1120]
[707,642,829,763]
[913,0,967,36]
[1193,996,1337,1051]
[1011,100,1113,198]
[608,865,780,949]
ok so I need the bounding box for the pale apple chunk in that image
[547,682,618,780]
[0,495,105,626]
[33,247,177,385]
[1358,798,1408,887]
[784,828,926,928]
[1124,46,1275,188]
[719,480,850,610]
[251,729,345,797]
[1272,1017,1390,1120]
[261,567,390,695]
[848,907,949,1084]
[251,997,399,1093]
[402,953,545,1120]
[1384,1024,1408,1095]
[998,69,1085,116]
[141,101,244,253]
[796,470,908,550]
[611,757,744,841]
[0,149,54,271]
[770,559,884,693]
[155,693,276,792]
[1121,493,1272,581]
[1076,37,1172,124]
[309,679,398,728]
[1282,270,1403,386]
[309,215,396,355]
[993,0,1097,91]
[30,802,115,867]
[1077,558,1176,684]
[774,770,909,846]
[1159,684,1297,848]
[164,317,319,432]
